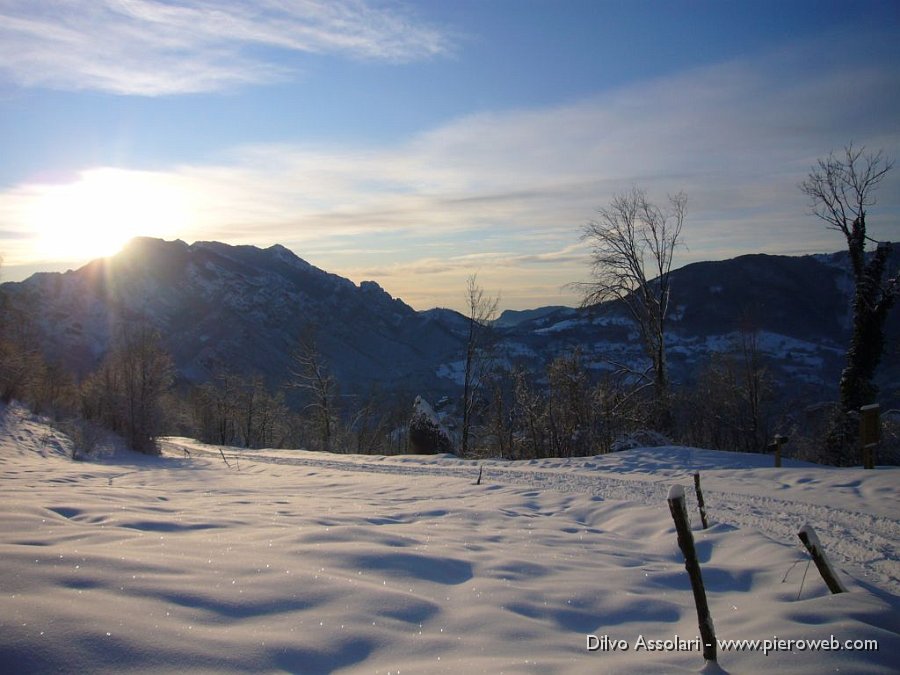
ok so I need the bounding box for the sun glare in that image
[28,168,192,262]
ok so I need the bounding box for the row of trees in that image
[447,323,777,460]
[188,372,290,450]
[0,306,174,455]
[185,357,411,456]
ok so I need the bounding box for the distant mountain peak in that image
[1,237,463,393]
[122,236,187,252]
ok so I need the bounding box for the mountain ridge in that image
[2,237,461,395]
[2,238,898,407]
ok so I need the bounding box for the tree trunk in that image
[840,242,894,412]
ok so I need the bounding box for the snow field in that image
[1,404,898,673]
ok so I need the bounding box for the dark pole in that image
[668,485,717,663]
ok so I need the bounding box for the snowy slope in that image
[1,403,898,674]
[0,238,463,393]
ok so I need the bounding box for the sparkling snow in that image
[1,403,897,673]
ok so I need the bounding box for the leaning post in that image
[667,485,717,663]
[797,524,847,594]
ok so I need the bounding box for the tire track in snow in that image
[484,462,899,597]
[699,487,900,595]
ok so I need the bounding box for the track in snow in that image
[161,440,900,597]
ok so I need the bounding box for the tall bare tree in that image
[511,364,546,459]
[578,187,686,426]
[196,369,242,446]
[460,275,499,456]
[736,323,771,452]
[800,145,897,414]
[289,325,336,452]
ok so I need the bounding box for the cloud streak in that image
[0,0,453,95]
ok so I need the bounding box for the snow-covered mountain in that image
[1,237,463,395]
[2,239,897,405]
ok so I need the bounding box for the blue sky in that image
[1,0,899,311]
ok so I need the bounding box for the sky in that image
[0,0,899,312]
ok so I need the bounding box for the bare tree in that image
[344,388,386,454]
[195,369,242,446]
[578,187,686,426]
[511,364,546,459]
[483,363,514,458]
[545,350,580,457]
[231,375,286,449]
[289,326,337,453]
[675,326,773,454]
[736,323,771,452]
[800,145,897,415]
[461,275,499,456]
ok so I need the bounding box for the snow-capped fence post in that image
[797,524,847,594]
[767,434,789,467]
[859,404,880,470]
[692,472,709,529]
[667,485,717,663]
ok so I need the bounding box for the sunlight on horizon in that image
[26,168,193,262]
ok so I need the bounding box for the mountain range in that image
[2,237,898,408]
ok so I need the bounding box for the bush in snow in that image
[408,396,455,455]
[611,429,671,452]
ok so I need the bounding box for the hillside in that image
[489,250,899,404]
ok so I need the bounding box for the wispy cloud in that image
[356,244,588,279]
[2,35,899,308]
[0,0,453,95]
[184,44,900,257]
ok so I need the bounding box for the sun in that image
[28,168,192,261]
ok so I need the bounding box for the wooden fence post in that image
[668,485,717,663]
[859,404,880,470]
[797,524,847,594]
[693,472,709,529]
[768,434,789,468]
